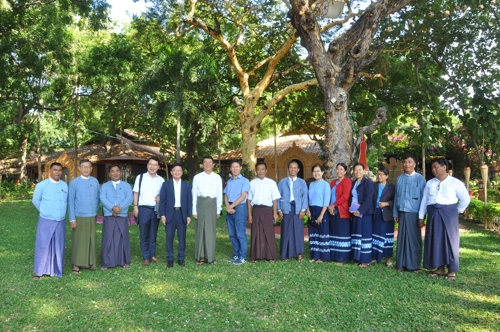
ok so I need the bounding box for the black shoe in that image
[178,260,185,267]
[167,261,174,268]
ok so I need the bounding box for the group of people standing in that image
[31,154,470,280]
[33,159,133,279]
[308,155,470,280]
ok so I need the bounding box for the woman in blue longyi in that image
[350,162,374,267]
[307,164,331,263]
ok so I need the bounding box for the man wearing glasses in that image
[133,157,165,266]
[68,159,100,274]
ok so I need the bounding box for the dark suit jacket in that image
[159,179,193,224]
[373,182,395,221]
[350,177,375,216]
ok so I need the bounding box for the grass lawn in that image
[1,200,499,331]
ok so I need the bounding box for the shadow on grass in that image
[1,200,500,330]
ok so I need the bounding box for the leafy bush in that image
[0,179,34,200]
[467,198,500,225]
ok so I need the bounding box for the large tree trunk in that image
[241,123,258,172]
[289,0,413,181]
[186,119,202,179]
[323,86,353,181]
[19,134,28,180]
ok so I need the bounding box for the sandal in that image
[386,262,393,268]
[316,259,323,263]
[358,263,370,268]
[122,265,130,269]
[33,275,42,280]
[430,271,446,277]
[412,269,422,274]
[208,261,216,265]
[101,267,108,271]
[252,260,258,263]
[72,268,81,274]
[309,259,317,263]
[297,257,304,262]
[445,275,456,280]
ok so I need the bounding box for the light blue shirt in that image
[278,177,308,214]
[224,174,250,204]
[376,184,385,207]
[100,180,133,217]
[393,171,426,218]
[330,181,338,204]
[32,178,68,221]
[308,179,330,207]
[68,176,100,221]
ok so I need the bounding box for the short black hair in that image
[79,159,92,166]
[353,162,365,170]
[311,163,324,172]
[50,162,63,169]
[336,163,348,172]
[402,154,417,164]
[109,164,121,172]
[203,156,214,163]
[170,162,184,171]
[378,166,389,176]
[147,156,160,165]
[431,157,449,171]
[255,161,267,170]
[230,160,242,167]
[288,160,300,169]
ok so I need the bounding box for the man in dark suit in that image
[159,163,193,268]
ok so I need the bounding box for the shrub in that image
[0,179,34,200]
[467,198,500,225]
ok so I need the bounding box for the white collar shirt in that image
[133,172,165,206]
[418,175,471,219]
[248,177,281,207]
[173,179,181,208]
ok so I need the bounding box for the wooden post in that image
[480,164,489,229]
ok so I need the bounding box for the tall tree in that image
[0,0,109,168]
[147,0,320,170]
[288,0,414,179]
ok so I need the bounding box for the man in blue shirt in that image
[393,154,426,272]
[32,162,68,279]
[278,161,308,262]
[68,159,100,274]
[224,161,250,265]
[100,164,133,270]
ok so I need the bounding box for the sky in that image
[106,0,147,25]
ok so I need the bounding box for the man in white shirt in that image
[247,161,281,263]
[419,158,470,280]
[192,156,222,265]
[133,157,165,266]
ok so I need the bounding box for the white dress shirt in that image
[133,173,164,206]
[192,171,223,214]
[173,179,181,208]
[248,177,281,207]
[418,175,470,219]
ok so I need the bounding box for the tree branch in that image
[253,78,318,126]
[352,106,387,161]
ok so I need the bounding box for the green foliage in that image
[467,198,500,225]
[0,179,34,200]
[1,200,499,330]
